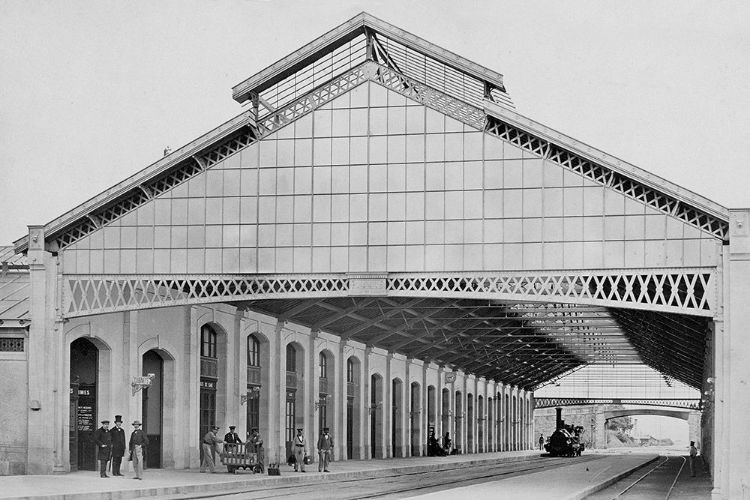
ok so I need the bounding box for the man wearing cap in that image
[129,420,149,480]
[293,428,306,472]
[223,426,242,473]
[317,427,333,472]
[248,428,264,473]
[93,420,112,478]
[200,425,223,473]
[111,416,127,476]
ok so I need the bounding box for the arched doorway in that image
[370,374,383,458]
[70,337,98,471]
[142,349,164,468]
[318,350,334,437]
[467,393,474,453]
[246,334,263,436]
[199,324,219,461]
[410,382,421,456]
[478,396,484,453]
[285,342,304,460]
[455,391,463,454]
[441,388,450,448]
[392,379,403,457]
[346,356,361,459]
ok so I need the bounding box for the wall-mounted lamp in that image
[315,394,331,411]
[241,386,261,405]
[29,400,41,411]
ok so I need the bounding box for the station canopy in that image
[9,13,723,393]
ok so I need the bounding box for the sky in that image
[1,0,749,246]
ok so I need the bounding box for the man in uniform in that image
[111,415,127,476]
[223,425,242,473]
[200,425,223,473]
[317,427,333,472]
[293,428,306,472]
[93,420,111,478]
[129,420,149,480]
[224,425,242,447]
[248,428,265,473]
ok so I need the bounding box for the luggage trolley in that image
[220,443,261,474]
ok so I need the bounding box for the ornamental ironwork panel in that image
[247,366,261,386]
[286,371,298,389]
[63,269,714,318]
[200,357,218,379]
[534,397,701,410]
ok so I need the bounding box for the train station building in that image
[0,13,748,499]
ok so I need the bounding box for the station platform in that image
[0,450,712,500]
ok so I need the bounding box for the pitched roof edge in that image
[484,100,730,223]
[232,12,507,104]
[14,110,254,254]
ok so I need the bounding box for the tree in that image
[606,416,634,435]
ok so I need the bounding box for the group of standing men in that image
[93,416,150,479]
[200,425,266,473]
[289,427,334,473]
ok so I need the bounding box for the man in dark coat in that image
[93,420,112,478]
[224,425,242,447]
[111,416,127,476]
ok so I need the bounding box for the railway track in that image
[585,455,687,500]
[168,455,599,500]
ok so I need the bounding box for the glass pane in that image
[350,109,368,136]
[523,219,543,242]
[426,220,445,244]
[369,135,387,164]
[523,189,542,218]
[331,194,350,222]
[370,164,387,192]
[504,160,522,188]
[314,109,332,137]
[259,168,277,195]
[369,193,387,220]
[187,226,205,248]
[350,194,367,221]
[387,135,406,163]
[425,134,444,162]
[350,136,368,164]
[368,223,387,245]
[387,106,405,134]
[276,196,294,223]
[425,245,445,271]
[295,167,312,194]
[406,106,425,134]
[294,195,312,223]
[464,191,482,219]
[277,140,295,167]
[312,223,331,246]
[464,133,482,161]
[406,192,424,220]
[332,109,349,136]
[387,222,405,245]
[294,138,312,166]
[172,226,187,247]
[313,166,332,194]
[313,138,332,165]
[370,108,387,135]
[331,223,348,246]
[425,192,444,220]
[332,137,349,165]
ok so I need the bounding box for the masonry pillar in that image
[717,209,750,500]
[26,225,59,474]
[687,410,701,447]
[595,406,606,449]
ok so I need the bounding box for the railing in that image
[319,377,329,395]
[286,371,297,389]
[200,357,217,379]
[247,366,261,386]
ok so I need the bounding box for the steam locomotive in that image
[544,424,585,457]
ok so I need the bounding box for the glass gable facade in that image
[60,81,719,275]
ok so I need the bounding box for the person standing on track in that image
[689,441,698,476]
[539,433,545,451]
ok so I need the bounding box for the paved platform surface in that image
[0,451,712,500]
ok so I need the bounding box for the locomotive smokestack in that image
[556,407,563,431]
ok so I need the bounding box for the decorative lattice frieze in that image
[534,397,700,410]
[64,269,714,318]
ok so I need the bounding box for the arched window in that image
[286,343,296,372]
[319,352,328,378]
[247,335,260,367]
[201,325,217,358]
